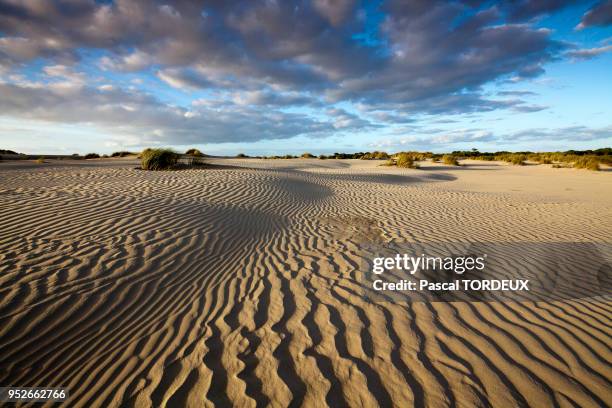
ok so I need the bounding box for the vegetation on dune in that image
[84,153,100,159]
[36,156,45,163]
[495,153,526,165]
[140,148,179,170]
[230,148,609,172]
[396,153,419,168]
[185,148,204,157]
[573,156,599,171]
[442,155,459,166]
[448,148,608,170]
[301,152,316,158]
[236,153,248,158]
[360,151,390,160]
[111,151,134,157]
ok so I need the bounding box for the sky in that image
[0,0,611,156]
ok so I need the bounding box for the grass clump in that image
[573,157,599,171]
[301,152,316,158]
[395,153,418,168]
[35,156,45,164]
[185,148,204,157]
[442,155,459,166]
[84,153,100,159]
[140,148,179,170]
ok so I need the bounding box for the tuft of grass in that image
[140,148,179,170]
[35,156,45,164]
[395,153,418,168]
[442,155,459,166]
[185,148,203,157]
[301,152,316,158]
[84,153,100,159]
[573,157,599,171]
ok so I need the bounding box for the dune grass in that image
[301,152,316,158]
[396,153,418,168]
[443,155,459,166]
[84,153,100,159]
[573,156,599,171]
[140,148,179,170]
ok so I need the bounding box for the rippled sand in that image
[1,158,610,407]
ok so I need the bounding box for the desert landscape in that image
[1,1,611,406]
[0,157,610,407]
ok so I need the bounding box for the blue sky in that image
[0,0,610,155]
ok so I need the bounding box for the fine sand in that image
[0,158,610,407]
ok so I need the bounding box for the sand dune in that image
[0,158,610,407]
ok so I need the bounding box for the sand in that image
[0,158,610,407]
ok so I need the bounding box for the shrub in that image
[140,148,179,170]
[185,148,203,157]
[236,153,248,158]
[301,152,316,158]
[36,156,45,163]
[111,151,133,157]
[396,153,418,168]
[573,157,599,171]
[443,155,459,166]
[361,151,389,160]
[84,153,100,159]
[319,155,327,160]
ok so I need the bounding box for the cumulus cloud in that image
[0,0,605,146]
[0,81,335,144]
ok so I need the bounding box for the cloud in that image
[0,81,337,145]
[0,0,605,146]
[576,1,612,29]
[368,125,611,151]
[157,68,213,90]
[504,125,612,141]
[512,104,548,113]
[566,44,612,60]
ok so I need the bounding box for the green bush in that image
[84,153,100,159]
[236,153,248,158]
[301,152,316,158]
[140,148,179,170]
[443,155,459,166]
